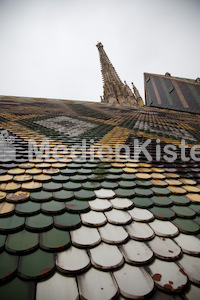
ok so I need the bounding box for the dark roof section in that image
[144,73,200,114]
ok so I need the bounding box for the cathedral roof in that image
[0,95,200,299]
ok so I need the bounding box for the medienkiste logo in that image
[28,138,200,162]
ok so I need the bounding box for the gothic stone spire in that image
[96,42,143,106]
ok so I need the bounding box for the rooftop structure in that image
[144,72,200,114]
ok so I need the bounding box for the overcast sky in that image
[0,0,199,103]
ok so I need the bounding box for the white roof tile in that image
[56,246,90,273]
[36,272,78,300]
[90,243,124,270]
[147,236,181,260]
[78,268,118,300]
[114,264,154,298]
[121,239,153,264]
[126,222,155,240]
[149,220,179,237]
[149,259,188,292]
[98,223,128,244]
[71,226,101,248]
[81,211,107,227]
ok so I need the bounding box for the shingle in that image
[26,213,53,232]
[126,222,155,240]
[53,189,74,201]
[113,264,154,299]
[77,268,118,300]
[174,233,200,254]
[0,202,15,216]
[56,246,90,273]
[110,197,133,210]
[15,201,41,215]
[30,190,52,202]
[105,209,132,225]
[128,207,154,222]
[147,236,181,260]
[132,196,153,208]
[149,259,188,292]
[40,227,71,251]
[149,220,179,237]
[6,229,38,253]
[172,218,200,234]
[18,249,55,280]
[178,254,200,285]
[36,272,78,300]
[0,215,25,233]
[54,212,81,230]
[151,196,172,207]
[90,242,124,270]
[41,200,66,214]
[6,190,30,203]
[0,277,35,300]
[121,239,153,264]
[95,188,115,199]
[74,189,96,200]
[71,226,101,247]
[0,251,18,282]
[99,223,128,244]
[81,211,107,227]
[65,199,90,213]
[150,206,176,220]
[89,198,112,211]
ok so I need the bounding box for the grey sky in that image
[0,0,199,103]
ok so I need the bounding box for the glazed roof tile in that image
[0,96,200,299]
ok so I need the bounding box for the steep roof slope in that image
[0,96,200,299]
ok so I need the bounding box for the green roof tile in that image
[30,190,52,202]
[6,229,38,254]
[134,188,153,197]
[18,249,55,280]
[74,189,96,200]
[150,207,176,220]
[54,212,81,230]
[15,201,41,215]
[172,218,200,234]
[63,182,82,191]
[82,181,101,190]
[172,206,196,218]
[0,277,35,300]
[0,215,25,233]
[151,187,171,196]
[115,188,135,198]
[66,199,90,213]
[51,174,69,183]
[131,197,153,208]
[0,251,18,282]
[42,182,62,192]
[53,190,74,201]
[40,227,71,251]
[26,214,53,232]
[151,196,173,207]
[169,195,190,206]
[41,200,66,214]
